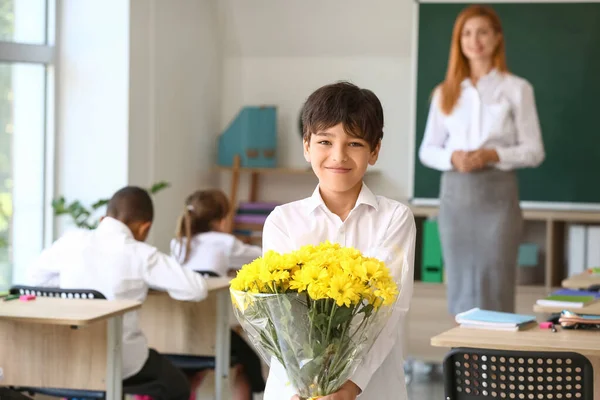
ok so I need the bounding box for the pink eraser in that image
[539,322,552,329]
[19,294,36,301]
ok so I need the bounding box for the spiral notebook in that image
[456,308,537,331]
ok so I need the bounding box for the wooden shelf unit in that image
[217,155,380,237]
[216,155,316,236]
[406,205,600,363]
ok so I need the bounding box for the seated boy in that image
[27,186,208,400]
[262,82,416,400]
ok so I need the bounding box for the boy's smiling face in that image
[304,123,380,195]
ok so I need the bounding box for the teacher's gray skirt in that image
[438,169,523,315]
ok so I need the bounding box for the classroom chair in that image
[443,347,594,399]
[8,285,161,400]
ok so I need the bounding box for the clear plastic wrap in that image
[230,242,401,399]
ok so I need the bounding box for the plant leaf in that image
[331,306,354,329]
[149,181,170,194]
[91,199,109,210]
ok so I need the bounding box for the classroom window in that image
[0,0,55,290]
[0,0,47,45]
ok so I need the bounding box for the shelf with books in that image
[217,154,381,242]
[410,205,600,291]
[407,205,600,363]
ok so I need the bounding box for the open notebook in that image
[456,308,537,331]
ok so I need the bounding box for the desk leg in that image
[106,315,123,400]
[214,290,231,400]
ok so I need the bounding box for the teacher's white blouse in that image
[419,69,545,171]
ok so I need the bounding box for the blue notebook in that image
[456,308,536,331]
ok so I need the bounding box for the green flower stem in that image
[323,305,357,392]
[325,300,338,344]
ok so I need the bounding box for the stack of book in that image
[587,267,600,276]
[455,308,537,332]
[536,288,600,309]
[233,202,278,245]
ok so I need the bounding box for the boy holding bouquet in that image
[262,82,416,400]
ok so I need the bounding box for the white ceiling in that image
[218,0,414,58]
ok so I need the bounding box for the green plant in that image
[51,181,170,229]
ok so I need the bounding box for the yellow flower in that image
[373,278,399,306]
[328,274,361,307]
[355,259,386,283]
[230,241,399,307]
[307,280,328,300]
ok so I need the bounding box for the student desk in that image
[562,272,600,290]
[0,297,140,400]
[431,326,600,398]
[139,277,232,400]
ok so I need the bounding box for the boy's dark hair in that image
[175,189,231,264]
[106,186,154,224]
[301,81,384,150]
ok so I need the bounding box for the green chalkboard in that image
[413,3,600,205]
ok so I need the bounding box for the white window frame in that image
[0,0,57,285]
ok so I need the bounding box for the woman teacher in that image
[418,5,545,315]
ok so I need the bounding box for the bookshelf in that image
[215,155,316,239]
[217,154,380,241]
[407,205,600,362]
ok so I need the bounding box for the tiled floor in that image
[406,364,445,399]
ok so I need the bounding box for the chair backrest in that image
[194,270,220,278]
[10,285,106,300]
[444,347,594,400]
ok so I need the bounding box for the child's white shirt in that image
[170,231,262,276]
[261,183,416,400]
[26,217,208,379]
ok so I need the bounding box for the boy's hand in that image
[290,380,361,400]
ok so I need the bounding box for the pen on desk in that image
[3,294,19,302]
[551,324,557,333]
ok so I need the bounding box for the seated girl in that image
[171,189,265,400]
[171,189,261,276]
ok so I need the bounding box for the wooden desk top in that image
[0,297,141,326]
[562,272,600,289]
[534,301,600,316]
[206,277,231,291]
[410,205,600,222]
[431,326,600,356]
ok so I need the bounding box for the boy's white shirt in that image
[261,183,416,400]
[170,231,262,276]
[26,217,209,379]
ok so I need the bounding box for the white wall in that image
[129,0,222,251]
[56,0,221,253]
[56,0,130,235]
[218,0,416,203]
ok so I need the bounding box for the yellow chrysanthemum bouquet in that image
[230,241,399,399]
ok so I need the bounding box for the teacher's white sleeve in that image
[495,81,545,170]
[418,91,454,171]
[351,206,416,393]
